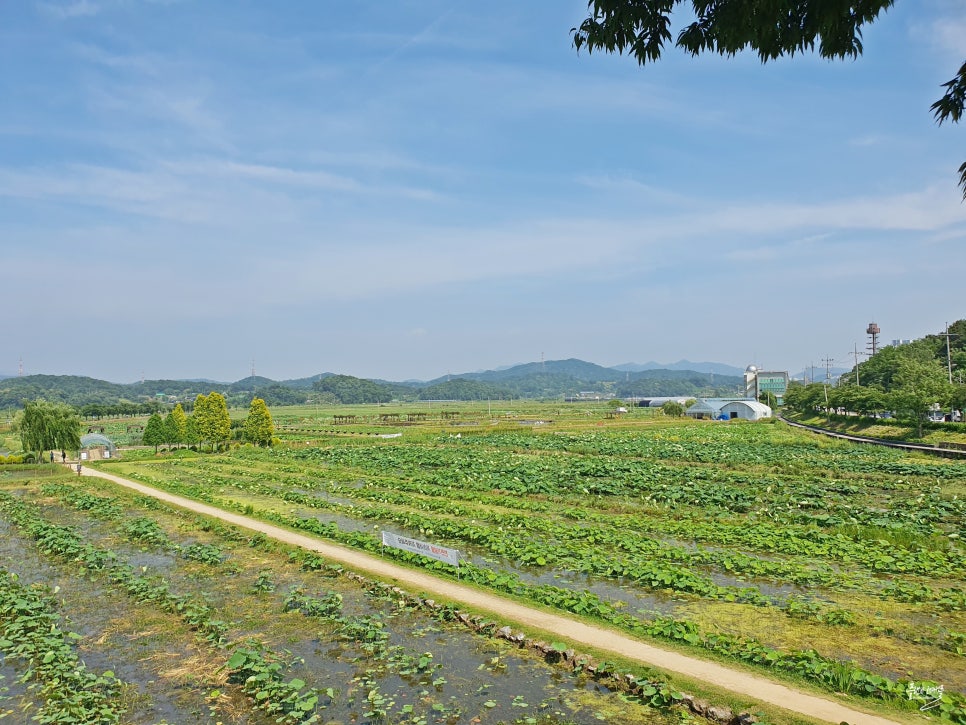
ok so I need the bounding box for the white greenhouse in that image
[685,398,772,421]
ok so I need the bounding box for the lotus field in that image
[2,413,966,723]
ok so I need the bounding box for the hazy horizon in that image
[2,356,761,386]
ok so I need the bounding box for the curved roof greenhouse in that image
[79,433,117,453]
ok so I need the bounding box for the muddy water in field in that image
[704,569,808,600]
[289,508,688,617]
[258,593,668,725]
[0,481,677,725]
[0,518,261,724]
[0,651,41,718]
[211,479,803,614]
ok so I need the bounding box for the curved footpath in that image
[82,466,899,725]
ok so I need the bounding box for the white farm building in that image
[685,398,772,421]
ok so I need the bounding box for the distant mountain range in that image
[612,360,747,376]
[0,358,747,409]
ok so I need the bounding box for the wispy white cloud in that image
[849,134,891,147]
[725,233,831,263]
[908,2,966,61]
[85,80,225,139]
[930,16,966,58]
[71,43,166,75]
[697,185,966,235]
[161,159,366,193]
[573,174,707,208]
[0,154,441,228]
[37,0,100,19]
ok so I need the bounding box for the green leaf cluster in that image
[660,400,684,417]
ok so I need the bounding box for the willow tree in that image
[18,400,81,460]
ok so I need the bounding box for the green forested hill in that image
[0,359,743,409]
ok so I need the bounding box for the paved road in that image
[82,466,900,725]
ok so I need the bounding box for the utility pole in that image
[941,322,956,384]
[848,344,865,386]
[821,357,834,409]
[822,357,834,382]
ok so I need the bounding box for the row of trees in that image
[784,353,958,437]
[79,401,169,419]
[142,395,274,451]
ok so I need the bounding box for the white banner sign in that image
[382,531,460,567]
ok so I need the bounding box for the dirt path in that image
[82,466,900,725]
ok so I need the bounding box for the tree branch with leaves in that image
[573,0,965,198]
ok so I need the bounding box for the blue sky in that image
[2,1,964,383]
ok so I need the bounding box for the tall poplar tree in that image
[243,398,274,447]
[165,403,187,448]
[207,392,231,450]
[190,394,210,448]
[185,413,199,448]
[193,392,231,451]
[142,412,165,453]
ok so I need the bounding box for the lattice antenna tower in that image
[866,322,880,357]
[18,357,23,377]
